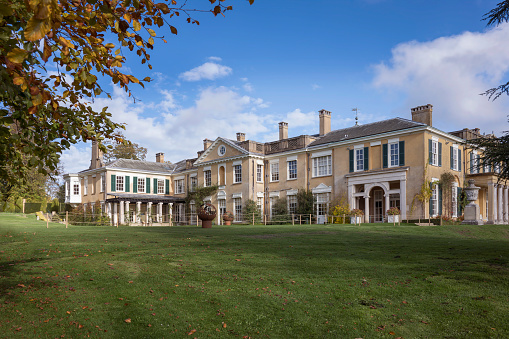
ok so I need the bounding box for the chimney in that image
[203,139,213,150]
[411,104,433,126]
[319,109,331,136]
[236,132,246,142]
[279,122,288,140]
[155,152,164,163]
[90,140,104,169]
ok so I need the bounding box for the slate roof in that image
[102,158,175,173]
[308,117,426,147]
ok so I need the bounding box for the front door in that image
[374,190,383,223]
[219,199,226,225]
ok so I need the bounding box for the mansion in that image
[64,104,508,225]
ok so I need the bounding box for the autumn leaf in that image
[187,329,197,335]
[7,49,28,64]
[124,318,131,323]
[25,18,52,41]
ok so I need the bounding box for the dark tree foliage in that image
[483,1,509,99]
[296,189,315,215]
[103,134,148,162]
[469,131,509,181]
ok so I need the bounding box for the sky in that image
[61,0,509,174]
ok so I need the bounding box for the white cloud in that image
[372,23,509,135]
[179,62,233,82]
[66,85,272,164]
[208,56,222,62]
[60,145,91,174]
[311,84,321,90]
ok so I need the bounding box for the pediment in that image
[195,137,248,164]
[312,183,332,194]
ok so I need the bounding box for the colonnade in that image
[488,183,509,224]
[106,201,175,226]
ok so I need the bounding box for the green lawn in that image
[1,214,509,338]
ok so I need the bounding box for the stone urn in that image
[197,203,217,228]
[462,179,483,225]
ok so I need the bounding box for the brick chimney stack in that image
[156,152,164,163]
[236,133,246,142]
[411,104,433,126]
[319,109,331,136]
[203,139,213,150]
[90,140,104,169]
[279,122,288,140]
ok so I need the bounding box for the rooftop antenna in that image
[352,108,359,126]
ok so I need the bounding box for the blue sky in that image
[62,0,509,173]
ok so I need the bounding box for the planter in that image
[350,216,362,224]
[198,203,217,228]
[388,215,399,223]
[222,211,234,226]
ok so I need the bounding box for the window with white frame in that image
[157,179,165,194]
[257,196,263,214]
[315,193,330,215]
[116,175,124,192]
[313,155,332,177]
[270,162,279,182]
[484,160,491,173]
[234,198,242,222]
[256,164,263,182]
[73,183,79,195]
[288,160,297,180]
[191,176,198,192]
[355,148,364,171]
[204,170,211,187]
[288,195,297,214]
[431,180,439,217]
[431,140,439,166]
[234,164,242,183]
[452,147,459,171]
[101,173,105,192]
[137,177,145,193]
[84,177,88,195]
[390,142,399,167]
[175,179,184,194]
[470,151,479,174]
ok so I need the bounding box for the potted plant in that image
[222,211,234,225]
[387,207,400,224]
[197,203,217,228]
[350,208,364,225]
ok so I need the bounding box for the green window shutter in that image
[438,142,442,167]
[146,177,150,193]
[349,149,354,172]
[363,147,369,171]
[469,152,473,173]
[165,179,170,194]
[458,149,462,171]
[125,176,130,192]
[111,175,116,192]
[383,144,388,168]
[438,185,442,215]
[450,146,454,170]
[133,177,138,193]
[153,178,157,194]
[399,141,405,166]
[428,139,433,165]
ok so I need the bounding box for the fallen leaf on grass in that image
[188,329,196,335]
[222,322,227,328]
[124,318,131,323]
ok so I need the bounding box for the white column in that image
[158,202,163,223]
[147,202,153,223]
[347,184,354,210]
[136,202,141,223]
[119,201,124,224]
[113,203,118,226]
[488,183,497,224]
[364,195,370,223]
[384,194,390,221]
[169,203,173,226]
[400,179,407,220]
[125,201,130,223]
[107,202,112,220]
[504,186,509,223]
[498,185,503,223]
